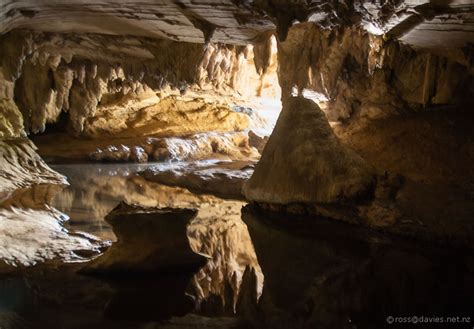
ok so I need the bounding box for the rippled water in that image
[1,163,473,329]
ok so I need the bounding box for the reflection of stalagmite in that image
[83,202,207,273]
[242,205,474,329]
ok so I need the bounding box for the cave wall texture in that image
[0,29,279,137]
[0,0,472,137]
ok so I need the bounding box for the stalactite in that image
[0,30,276,137]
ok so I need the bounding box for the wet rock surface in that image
[0,198,472,329]
[48,163,263,311]
[0,207,107,273]
[0,0,473,327]
[0,138,67,203]
[142,161,255,200]
[88,131,259,164]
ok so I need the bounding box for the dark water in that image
[1,164,473,329]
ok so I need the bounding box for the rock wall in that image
[278,23,474,127]
[0,139,106,271]
[243,22,474,234]
[0,138,67,204]
[0,29,278,137]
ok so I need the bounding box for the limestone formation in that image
[89,132,259,164]
[2,1,472,51]
[0,30,277,138]
[243,96,375,205]
[83,203,207,273]
[0,138,67,204]
[0,138,109,272]
[0,207,107,272]
[277,23,473,126]
[187,200,263,314]
[248,130,269,154]
[142,161,255,200]
[83,96,251,139]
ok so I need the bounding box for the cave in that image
[0,1,473,328]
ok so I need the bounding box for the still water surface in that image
[0,163,473,329]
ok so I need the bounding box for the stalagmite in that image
[243,96,375,205]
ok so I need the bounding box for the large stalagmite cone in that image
[243,96,375,205]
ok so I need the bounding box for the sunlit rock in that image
[0,59,25,139]
[89,144,131,163]
[243,96,375,205]
[84,96,251,139]
[88,131,259,164]
[83,203,207,273]
[187,201,263,313]
[49,163,263,314]
[0,30,278,138]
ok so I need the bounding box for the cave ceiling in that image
[1,0,473,51]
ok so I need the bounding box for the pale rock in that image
[142,161,255,200]
[88,132,259,164]
[0,30,277,137]
[277,23,473,129]
[0,207,106,272]
[0,138,67,203]
[129,146,148,163]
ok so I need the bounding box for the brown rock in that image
[82,203,207,273]
[248,130,269,154]
[243,97,375,205]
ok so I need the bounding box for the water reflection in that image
[51,163,153,240]
[1,163,472,328]
[242,205,474,329]
[50,162,263,314]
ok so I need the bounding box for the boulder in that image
[88,145,131,162]
[129,146,148,163]
[82,203,207,273]
[248,130,269,154]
